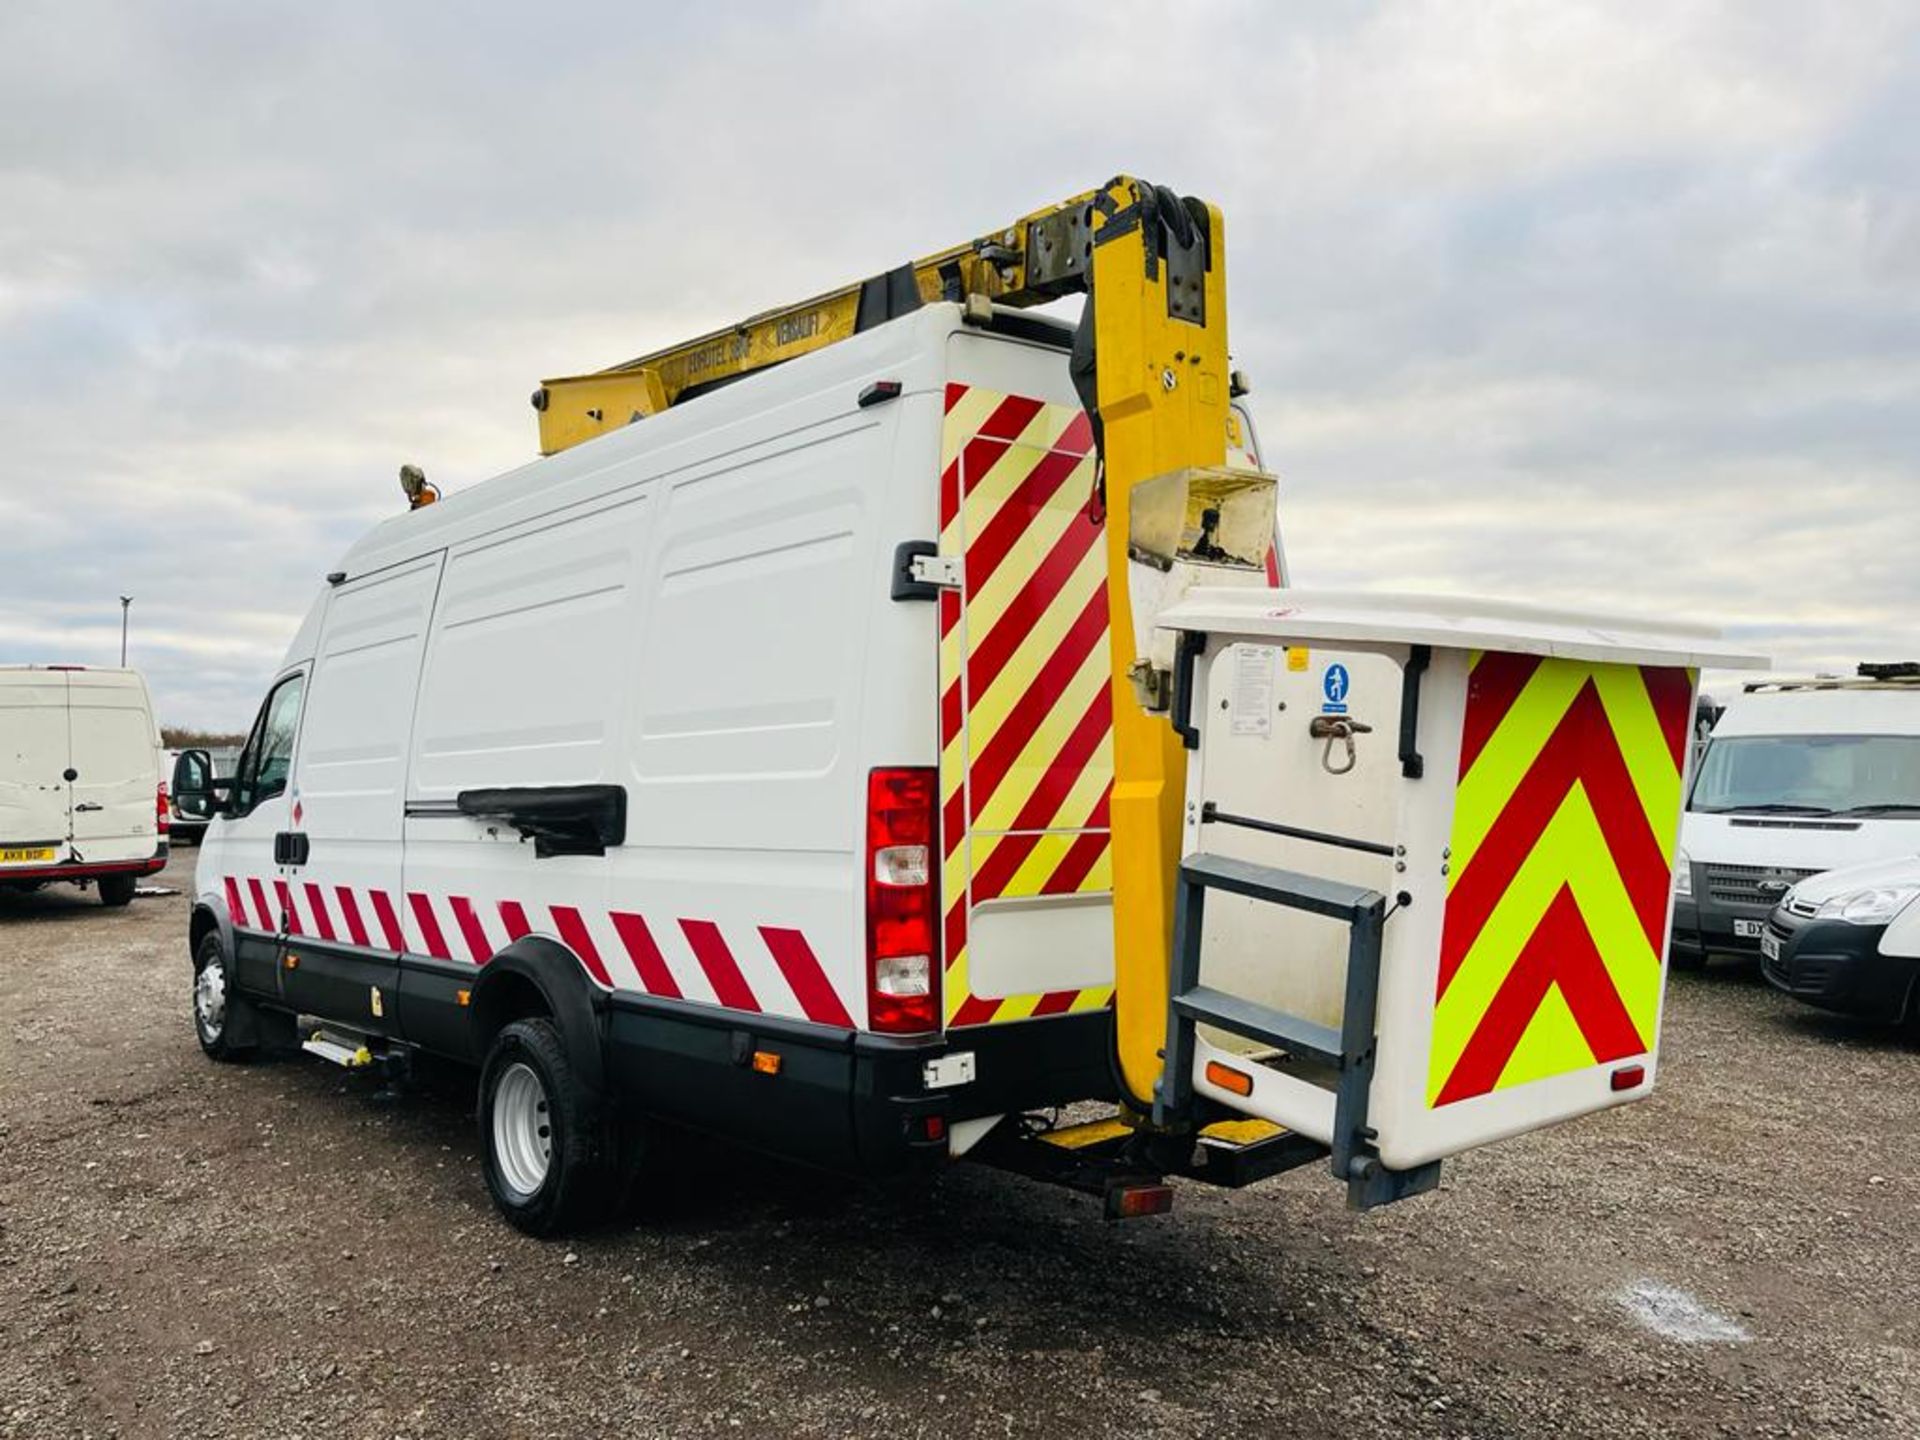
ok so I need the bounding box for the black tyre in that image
[98,874,137,907]
[192,931,256,1061]
[478,1018,615,1236]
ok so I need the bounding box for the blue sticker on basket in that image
[1322,662,1350,715]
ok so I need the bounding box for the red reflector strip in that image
[407,892,449,960]
[681,918,757,1012]
[247,877,273,933]
[335,886,370,948]
[369,890,406,950]
[304,883,337,942]
[1106,1183,1175,1221]
[448,895,492,965]
[611,911,680,999]
[497,898,531,942]
[550,905,614,987]
[761,925,853,1028]
[1610,1063,1647,1092]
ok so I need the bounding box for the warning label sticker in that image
[1231,645,1276,737]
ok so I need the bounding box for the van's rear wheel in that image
[99,874,136,907]
[192,932,255,1061]
[479,1018,613,1236]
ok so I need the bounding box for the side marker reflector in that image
[751,1050,782,1076]
[1205,1060,1254,1097]
[1106,1182,1175,1221]
[1610,1063,1646,1092]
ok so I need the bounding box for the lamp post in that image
[119,595,132,666]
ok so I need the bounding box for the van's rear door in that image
[0,670,73,864]
[65,671,158,863]
[937,333,1117,1029]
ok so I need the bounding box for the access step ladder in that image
[302,1027,376,1068]
[1154,852,1440,1210]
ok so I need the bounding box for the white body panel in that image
[0,667,162,871]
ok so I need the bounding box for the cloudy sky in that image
[2,1,1916,729]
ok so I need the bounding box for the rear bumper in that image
[1761,910,1919,1023]
[1669,895,1768,960]
[0,843,168,885]
[605,994,1115,1179]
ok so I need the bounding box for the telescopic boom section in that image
[533,177,1233,1115]
[530,189,1105,456]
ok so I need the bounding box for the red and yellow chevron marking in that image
[938,383,1115,1027]
[1428,652,1695,1107]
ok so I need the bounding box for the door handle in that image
[74,802,104,812]
[274,832,310,866]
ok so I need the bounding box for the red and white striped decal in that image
[214,875,855,1029]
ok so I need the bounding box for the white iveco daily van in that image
[174,301,1278,1233]
[1,666,169,905]
[1671,666,1920,966]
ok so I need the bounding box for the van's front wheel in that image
[192,932,255,1061]
[478,1018,613,1236]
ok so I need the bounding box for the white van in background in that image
[0,666,169,905]
[1671,665,1920,966]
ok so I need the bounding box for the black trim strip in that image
[1201,802,1397,859]
[976,311,1076,350]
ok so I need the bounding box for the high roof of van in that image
[331,302,977,585]
[1713,686,1920,739]
[0,665,145,684]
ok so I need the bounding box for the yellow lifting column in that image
[1085,177,1232,1110]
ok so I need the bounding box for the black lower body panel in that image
[606,996,1116,1179]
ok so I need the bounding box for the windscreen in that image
[1690,734,1920,817]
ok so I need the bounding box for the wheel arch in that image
[470,936,608,1095]
[189,899,231,968]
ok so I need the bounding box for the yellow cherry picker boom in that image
[529,178,1760,1214]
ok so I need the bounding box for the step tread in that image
[1180,852,1383,918]
[1174,984,1346,1065]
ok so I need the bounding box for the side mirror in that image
[171,749,222,819]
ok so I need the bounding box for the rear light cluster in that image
[156,781,170,834]
[865,767,939,1034]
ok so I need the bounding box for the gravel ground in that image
[1,849,1915,1440]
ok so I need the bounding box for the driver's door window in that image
[232,674,305,818]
